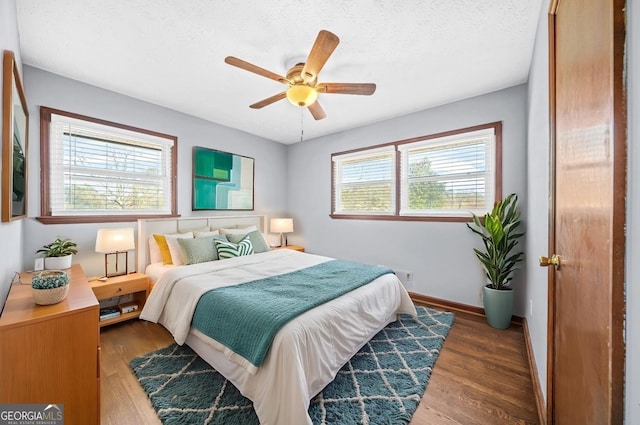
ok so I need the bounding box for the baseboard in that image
[409,292,485,316]
[408,292,524,325]
[522,317,547,425]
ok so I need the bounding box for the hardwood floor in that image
[415,311,538,424]
[99,309,539,425]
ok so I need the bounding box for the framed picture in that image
[192,146,254,211]
[2,50,29,222]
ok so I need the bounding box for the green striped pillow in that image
[214,237,254,259]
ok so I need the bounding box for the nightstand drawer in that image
[272,245,305,252]
[92,277,148,299]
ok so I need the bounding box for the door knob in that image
[539,254,561,270]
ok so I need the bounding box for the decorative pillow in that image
[219,225,258,236]
[214,237,254,259]
[194,229,220,238]
[227,230,270,253]
[165,232,193,266]
[154,232,194,265]
[148,235,162,264]
[152,234,173,265]
[178,236,219,265]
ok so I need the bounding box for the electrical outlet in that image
[529,299,534,316]
[34,258,44,271]
[394,269,413,289]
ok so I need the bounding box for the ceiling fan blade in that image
[317,83,377,95]
[308,101,327,120]
[225,56,287,84]
[301,30,339,82]
[249,92,287,109]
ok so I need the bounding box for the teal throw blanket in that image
[191,260,393,368]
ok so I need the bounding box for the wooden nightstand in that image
[90,272,149,327]
[273,245,305,252]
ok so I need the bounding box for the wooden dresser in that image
[0,265,100,425]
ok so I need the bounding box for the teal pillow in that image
[214,237,254,259]
[227,230,270,253]
[178,235,222,264]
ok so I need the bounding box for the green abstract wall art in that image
[192,147,254,210]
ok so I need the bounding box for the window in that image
[332,146,396,215]
[331,122,501,221]
[39,107,177,223]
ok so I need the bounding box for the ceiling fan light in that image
[286,85,318,107]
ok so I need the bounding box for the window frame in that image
[330,122,502,222]
[38,106,178,224]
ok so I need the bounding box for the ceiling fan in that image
[224,30,376,120]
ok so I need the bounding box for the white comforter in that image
[140,249,416,425]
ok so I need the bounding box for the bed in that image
[137,215,416,425]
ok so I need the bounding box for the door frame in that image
[546,0,627,423]
[546,3,558,424]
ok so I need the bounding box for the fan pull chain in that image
[300,108,304,143]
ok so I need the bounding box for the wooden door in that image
[547,0,626,424]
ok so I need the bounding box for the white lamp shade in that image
[270,218,294,234]
[95,228,135,253]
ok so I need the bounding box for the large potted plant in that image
[36,237,78,270]
[467,193,525,329]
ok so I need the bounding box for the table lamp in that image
[95,228,135,278]
[270,218,294,247]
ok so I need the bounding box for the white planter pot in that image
[44,255,73,270]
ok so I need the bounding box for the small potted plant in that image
[466,193,525,329]
[36,237,78,270]
[31,270,70,305]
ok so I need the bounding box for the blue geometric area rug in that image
[130,306,454,425]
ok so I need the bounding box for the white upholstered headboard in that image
[137,215,266,272]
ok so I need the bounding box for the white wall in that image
[0,0,24,312]
[524,0,550,401]
[287,85,528,313]
[22,66,289,278]
[626,0,639,422]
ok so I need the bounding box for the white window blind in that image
[399,128,495,217]
[332,146,396,215]
[48,113,174,216]
[330,123,499,220]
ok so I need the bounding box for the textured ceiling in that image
[16,0,542,145]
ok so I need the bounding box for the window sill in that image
[36,214,180,225]
[329,214,472,223]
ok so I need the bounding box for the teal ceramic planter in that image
[482,285,514,329]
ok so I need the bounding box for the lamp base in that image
[104,251,129,278]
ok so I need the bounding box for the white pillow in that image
[165,232,193,266]
[148,235,162,264]
[194,229,220,238]
[220,225,258,235]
